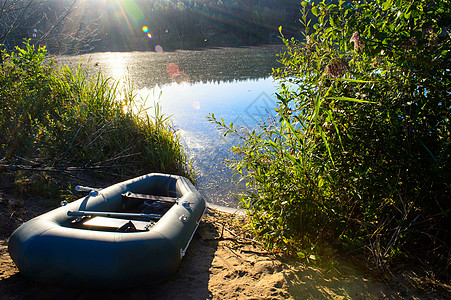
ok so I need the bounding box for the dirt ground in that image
[0,193,449,299]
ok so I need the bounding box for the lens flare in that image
[142,26,149,33]
[192,101,201,110]
[166,63,181,78]
[147,33,152,39]
[155,45,163,53]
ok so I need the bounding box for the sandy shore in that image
[0,205,410,300]
[1,186,449,300]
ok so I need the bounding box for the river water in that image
[57,45,283,207]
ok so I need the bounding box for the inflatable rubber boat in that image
[8,173,206,288]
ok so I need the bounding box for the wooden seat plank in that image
[83,216,152,231]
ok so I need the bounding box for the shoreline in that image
[206,202,246,216]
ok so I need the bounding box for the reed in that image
[0,41,192,197]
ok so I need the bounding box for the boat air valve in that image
[179,214,188,222]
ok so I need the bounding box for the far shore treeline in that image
[1,0,302,54]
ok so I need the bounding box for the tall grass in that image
[0,41,192,196]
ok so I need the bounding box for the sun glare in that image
[103,53,128,90]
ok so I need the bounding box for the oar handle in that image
[75,185,102,192]
[75,185,101,197]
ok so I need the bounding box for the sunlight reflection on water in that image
[142,79,278,206]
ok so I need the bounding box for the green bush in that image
[211,0,450,268]
[0,41,192,191]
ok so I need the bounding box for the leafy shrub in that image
[211,0,450,269]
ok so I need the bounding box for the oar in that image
[121,192,177,203]
[67,210,162,220]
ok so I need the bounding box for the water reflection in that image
[56,46,282,207]
[57,45,282,89]
[141,78,278,206]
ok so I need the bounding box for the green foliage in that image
[211,0,451,268]
[0,40,192,194]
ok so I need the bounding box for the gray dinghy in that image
[8,173,206,288]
